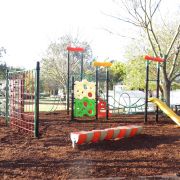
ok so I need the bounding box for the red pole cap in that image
[67,46,85,52]
[144,55,164,62]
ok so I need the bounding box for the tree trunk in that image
[162,79,171,106]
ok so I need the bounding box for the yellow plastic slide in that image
[148,97,180,126]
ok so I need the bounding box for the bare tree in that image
[109,0,180,105]
[41,34,93,94]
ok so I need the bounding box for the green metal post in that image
[144,60,150,123]
[34,62,40,138]
[95,67,99,121]
[5,69,9,126]
[71,76,74,121]
[67,51,70,115]
[106,67,109,120]
[80,53,83,81]
[155,62,160,123]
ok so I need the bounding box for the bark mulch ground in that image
[0,112,179,179]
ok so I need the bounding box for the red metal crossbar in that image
[144,55,164,62]
[67,46,84,52]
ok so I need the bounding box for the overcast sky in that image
[0,0,179,69]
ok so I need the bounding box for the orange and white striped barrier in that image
[70,125,142,148]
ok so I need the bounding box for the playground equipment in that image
[66,46,85,115]
[67,49,146,120]
[149,97,180,126]
[4,62,40,137]
[104,90,150,114]
[144,55,180,126]
[71,61,112,121]
[93,61,112,120]
[144,55,164,123]
[70,125,143,148]
[70,59,151,120]
[73,79,96,118]
[98,97,112,118]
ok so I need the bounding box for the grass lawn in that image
[24,103,66,112]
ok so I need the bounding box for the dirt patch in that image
[0,112,179,179]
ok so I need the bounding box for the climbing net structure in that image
[8,71,34,135]
[7,63,40,137]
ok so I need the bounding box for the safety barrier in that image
[70,125,143,148]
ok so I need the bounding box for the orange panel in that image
[93,61,112,67]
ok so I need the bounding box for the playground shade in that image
[148,97,180,126]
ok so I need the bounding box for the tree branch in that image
[121,0,145,27]
[139,0,163,56]
[166,24,180,58]
[139,0,151,25]
[146,28,158,56]
[101,27,136,39]
[149,22,162,56]
[150,0,162,19]
[104,13,143,28]
[169,44,180,81]
[170,73,180,82]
